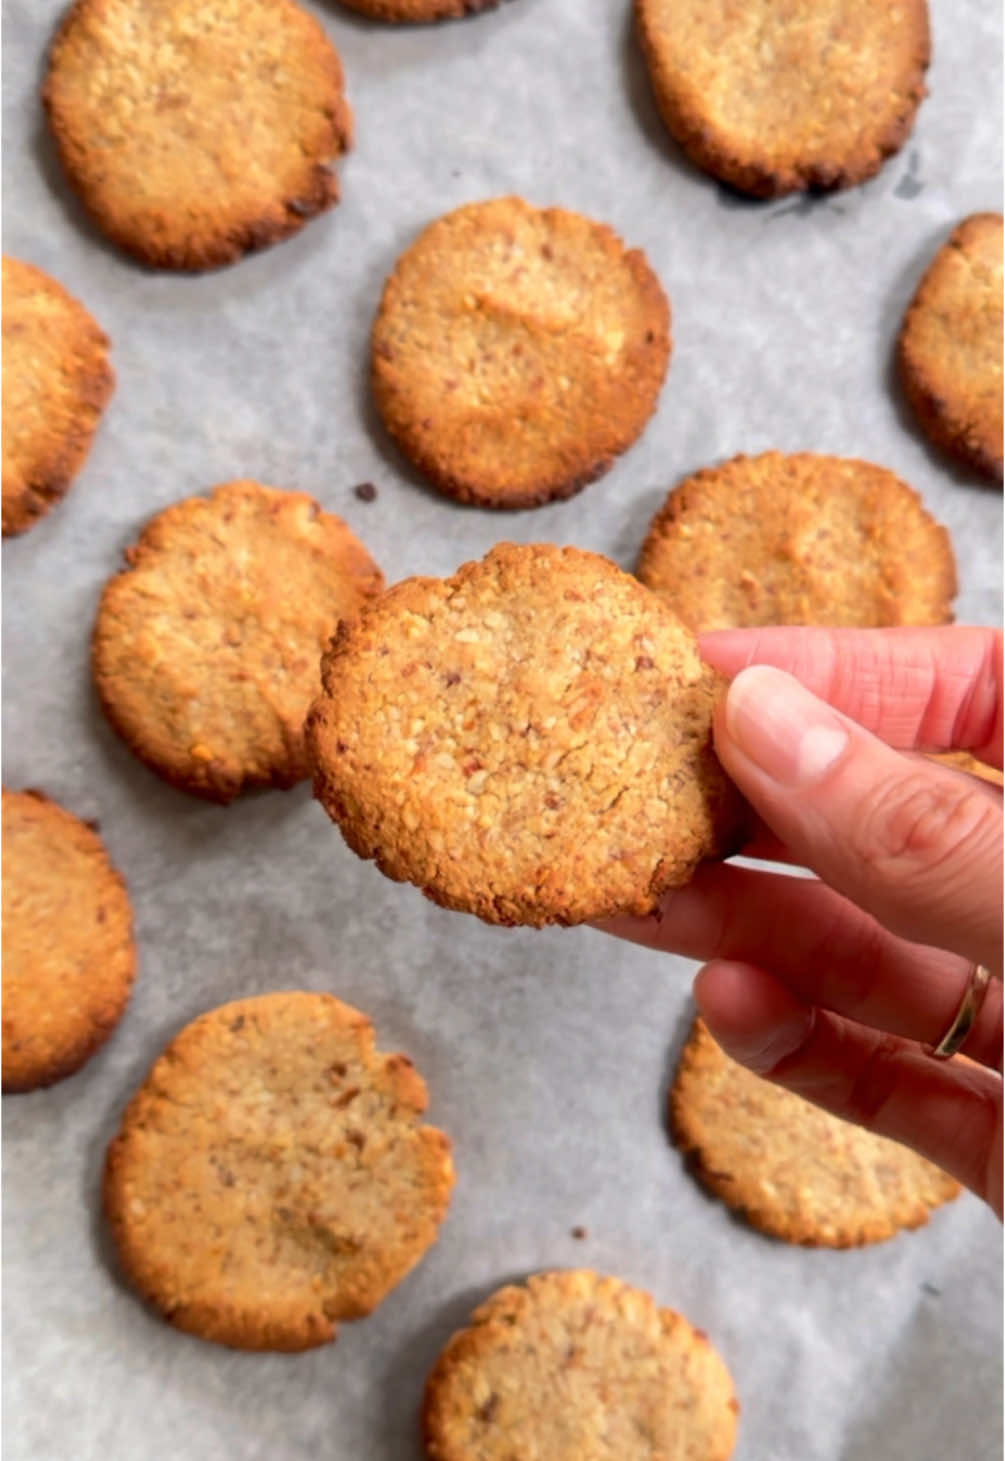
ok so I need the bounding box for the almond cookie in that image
[93,482,384,803]
[671,1019,960,1247]
[307,542,743,927]
[371,198,671,508]
[43,0,353,271]
[2,257,114,536]
[636,452,956,631]
[423,1270,739,1461]
[635,0,930,198]
[339,0,504,20]
[3,788,136,1092]
[899,213,1004,480]
[104,991,454,1351]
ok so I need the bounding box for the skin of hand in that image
[600,626,1003,1216]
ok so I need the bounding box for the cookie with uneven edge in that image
[2,257,114,536]
[43,0,352,271]
[899,213,1004,480]
[307,543,743,928]
[671,1020,960,1247]
[371,198,671,508]
[635,0,930,198]
[93,482,384,803]
[104,991,454,1351]
[423,1270,739,1461]
[2,789,136,1092]
[636,452,957,631]
[339,0,503,20]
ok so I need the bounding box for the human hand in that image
[600,626,1003,1216]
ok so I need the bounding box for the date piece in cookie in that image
[93,482,384,803]
[2,257,114,536]
[3,788,136,1092]
[371,198,671,508]
[43,0,353,271]
[423,1269,738,1461]
[338,0,505,20]
[899,213,1004,481]
[636,452,956,631]
[671,1019,960,1247]
[635,0,930,198]
[104,991,455,1351]
[307,542,743,927]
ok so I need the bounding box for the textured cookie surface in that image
[2,788,136,1091]
[308,543,743,927]
[671,1020,960,1246]
[93,481,384,803]
[104,991,454,1351]
[636,452,956,631]
[899,213,1004,480]
[44,0,352,270]
[635,0,929,198]
[339,0,503,19]
[424,1269,738,1461]
[372,198,670,507]
[2,257,114,536]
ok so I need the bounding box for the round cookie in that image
[307,542,744,927]
[2,257,114,536]
[371,198,671,508]
[636,452,957,631]
[635,0,930,198]
[899,213,1004,481]
[43,0,353,271]
[671,1019,960,1247]
[104,991,455,1351]
[3,788,136,1092]
[339,0,503,20]
[423,1270,739,1461]
[93,482,384,803]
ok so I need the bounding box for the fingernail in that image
[724,666,849,786]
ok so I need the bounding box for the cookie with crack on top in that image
[671,1019,960,1247]
[43,0,352,271]
[423,1269,739,1461]
[338,0,505,20]
[635,0,930,198]
[636,452,957,631]
[93,481,384,802]
[104,991,454,1351]
[3,788,136,1092]
[2,257,114,536]
[899,213,1004,481]
[371,197,671,507]
[307,542,744,927]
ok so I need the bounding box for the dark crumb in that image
[921,1281,941,1297]
[570,1225,588,1240]
[353,482,378,503]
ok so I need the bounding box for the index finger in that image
[699,626,1003,769]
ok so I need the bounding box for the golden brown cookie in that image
[899,213,1004,480]
[636,452,957,631]
[307,542,744,927]
[371,198,671,508]
[671,1019,960,1247]
[339,0,503,19]
[93,481,384,803]
[2,788,136,1092]
[423,1270,739,1461]
[635,0,930,198]
[104,991,454,1351]
[2,257,114,536]
[43,0,353,271]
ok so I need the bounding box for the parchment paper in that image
[3,2,1002,1457]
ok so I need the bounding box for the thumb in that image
[716,665,1003,972]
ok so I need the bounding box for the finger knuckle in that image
[842,1033,905,1127]
[857,772,1001,886]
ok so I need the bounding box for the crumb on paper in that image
[354,482,378,503]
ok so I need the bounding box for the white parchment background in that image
[2,2,1002,1458]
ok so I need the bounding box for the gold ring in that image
[927,963,992,1060]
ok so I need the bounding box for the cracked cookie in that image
[423,1269,739,1461]
[43,0,353,270]
[636,451,956,630]
[307,542,743,927]
[371,197,671,507]
[93,481,384,802]
[104,991,455,1350]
